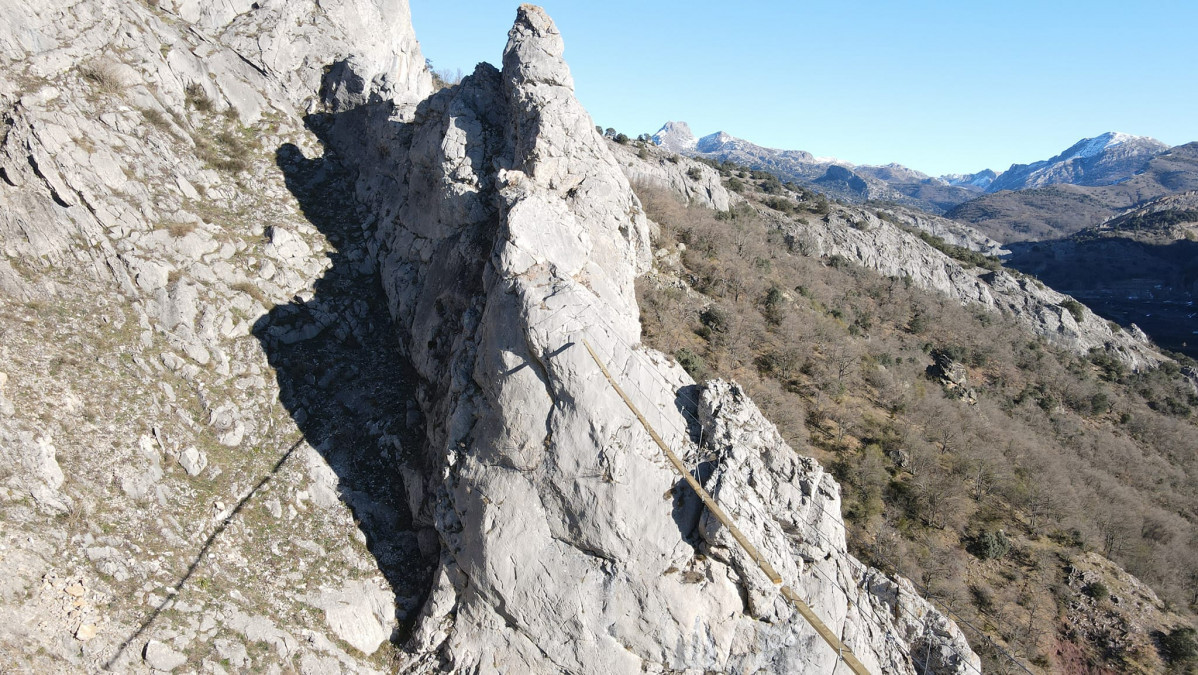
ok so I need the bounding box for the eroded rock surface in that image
[0,0,432,671]
[0,0,987,671]
[321,5,980,673]
[778,206,1161,370]
[612,140,733,211]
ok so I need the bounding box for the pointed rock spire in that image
[503,4,574,90]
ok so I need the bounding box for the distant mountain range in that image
[986,132,1169,193]
[941,169,999,191]
[653,121,1198,242]
[653,122,1198,355]
[949,142,1198,241]
[652,121,983,213]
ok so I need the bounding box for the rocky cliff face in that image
[607,144,1159,370]
[320,5,979,673]
[610,140,732,211]
[0,0,435,671]
[775,204,1162,370]
[1004,192,1198,358]
[0,1,982,672]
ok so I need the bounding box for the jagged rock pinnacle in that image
[321,5,980,673]
[504,4,573,90]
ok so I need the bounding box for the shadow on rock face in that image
[252,133,437,641]
[670,383,716,546]
[1005,237,1198,358]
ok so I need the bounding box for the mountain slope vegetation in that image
[633,173,1198,674]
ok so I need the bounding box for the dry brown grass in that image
[184,82,214,112]
[141,107,171,130]
[79,61,125,94]
[165,221,196,238]
[231,280,268,306]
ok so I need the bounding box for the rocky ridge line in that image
[609,141,1161,371]
[768,204,1162,370]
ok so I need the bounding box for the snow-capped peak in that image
[814,156,854,167]
[652,121,698,153]
[941,169,999,189]
[1063,132,1154,162]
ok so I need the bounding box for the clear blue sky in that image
[410,1,1198,177]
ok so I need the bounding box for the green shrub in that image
[759,175,784,194]
[1119,209,1198,232]
[907,309,928,334]
[762,286,785,325]
[699,305,730,334]
[827,254,851,270]
[674,348,708,381]
[763,196,796,214]
[968,529,1011,560]
[1089,347,1128,382]
[1059,298,1085,323]
[1084,581,1109,601]
[1157,626,1197,669]
[686,167,702,181]
[969,585,995,613]
[906,227,1002,271]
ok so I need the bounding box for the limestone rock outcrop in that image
[611,140,733,211]
[697,382,978,674]
[0,0,985,671]
[322,5,980,673]
[0,0,432,670]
